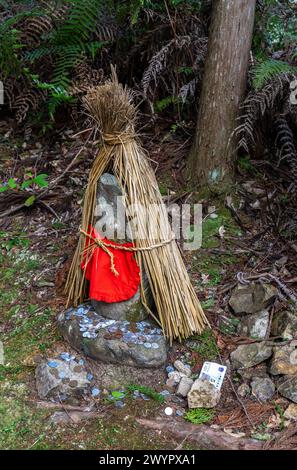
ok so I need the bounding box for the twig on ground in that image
[38,200,60,219]
[218,352,254,429]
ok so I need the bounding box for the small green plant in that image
[237,155,256,173]
[200,298,215,311]
[0,173,48,193]
[184,408,214,425]
[0,232,30,251]
[127,384,165,403]
[189,328,218,360]
[111,390,126,400]
[274,403,285,431]
[202,267,221,286]
[219,316,240,335]
[51,221,66,230]
[154,95,178,113]
[0,173,48,207]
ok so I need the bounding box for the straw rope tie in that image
[80,229,175,277]
[102,133,135,146]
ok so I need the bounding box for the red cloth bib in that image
[81,226,140,303]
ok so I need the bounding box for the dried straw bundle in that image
[66,74,208,341]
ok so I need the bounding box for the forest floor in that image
[1,120,297,450]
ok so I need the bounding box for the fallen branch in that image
[137,418,263,450]
[0,141,89,219]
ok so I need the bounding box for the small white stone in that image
[164,407,173,416]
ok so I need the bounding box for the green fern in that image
[0,10,42,77]
[26,0,105,119]
[51,0,102,46]
[252,59,297,90]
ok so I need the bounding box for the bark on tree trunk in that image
[188,0,256,186]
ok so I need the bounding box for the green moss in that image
[218,316,240,335]
[202,207,239,249]
[188,328,218,360]
[127,384,165,403]
[184,408,214,425]
[200,298,215,310]
[0,382,49,450]
[126,302,146,322]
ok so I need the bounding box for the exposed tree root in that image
[137,418,263,450]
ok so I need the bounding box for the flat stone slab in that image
[229,282,277,315]
[230,342,272,369]
[35,353,91,401]
[57,304,167,368]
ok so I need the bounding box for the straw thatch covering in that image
[65,72,208,342]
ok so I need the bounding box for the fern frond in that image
[141,36,193,96]
[235,72,297,153]
[25,41,104,62]
[13,87,46,123]
[51,0,103,46]
[179,78,198,102]
[252,59,297,90]
[275,116,297,187]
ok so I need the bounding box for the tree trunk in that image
[188,0,256,186]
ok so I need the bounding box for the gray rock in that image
[91,173,153,321]
[269,344,297,376]
[229,282,278,315]
[278,376,297,403]
[237,383,250,398]
[174,360,192,378]
[94,173,131,242]
[176,377,194,397]
[91,289,148,323]
[35,358,91,401]
[188,379,221,408]
[284,404,297,421]
[57,304,167,369]
[251,377,275,402]
[230,342,272,369]
[237,364,268,381]
[166,371,185,388]
[237,310,269,340]
[271,310,297,340]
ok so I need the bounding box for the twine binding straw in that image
[65,70,209,342]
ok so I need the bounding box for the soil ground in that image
[1,123,296,449]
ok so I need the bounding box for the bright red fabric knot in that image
[81,226,140,303]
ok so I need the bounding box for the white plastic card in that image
[199,361,227,390]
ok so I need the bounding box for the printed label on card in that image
[199,361,227,390]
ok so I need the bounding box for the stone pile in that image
[229,282,297,406]
[165,359,221,409]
